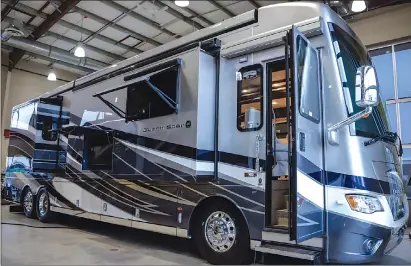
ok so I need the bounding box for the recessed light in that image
[175,1,189,7]
[351,0,366,12]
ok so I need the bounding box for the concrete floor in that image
[1,206,410,265]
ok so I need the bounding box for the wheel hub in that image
[38,193,48,216]
[204,211,236,253]
[23,191,33,213]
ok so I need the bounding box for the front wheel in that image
[36,187,52,222]
[193,201,251,264]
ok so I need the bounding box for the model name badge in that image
[143,121,191,132]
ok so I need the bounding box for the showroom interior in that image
[1,0,411,265]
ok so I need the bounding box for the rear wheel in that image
[193,200,251,264]
[22,187,36,218]
[36,187,52,222]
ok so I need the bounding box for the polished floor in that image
[1,206,410,265]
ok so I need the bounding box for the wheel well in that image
[188,196,250,238]
[19,185,31,205]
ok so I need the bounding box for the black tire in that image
[192,200,251,265]
[21,187,36,218]
[36,187,53,222]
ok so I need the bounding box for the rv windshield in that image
[329,23,390,138]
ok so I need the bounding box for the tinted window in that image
[237,64,263,131]
[369,47,395,101]
[126,66,179,121]
[329,23,389,138]
[395,42,411,99]
[296,35,320,123]
[83,130,113,170]
[42,116,58,141]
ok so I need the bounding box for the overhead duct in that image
[1,35,108,71]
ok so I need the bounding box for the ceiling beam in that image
[207,0,235,17]
[6,2,143,54]
[102,0,181,38]
[1,0,18,21]
[183,7,214,26]
[26,1,49,25]
[8,0,81,71]
[247,0,261,9]
[71,7,162,47]
[153,1,204,30]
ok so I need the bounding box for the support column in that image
[1,70,12,173]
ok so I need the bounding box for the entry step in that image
[255,243,319,261]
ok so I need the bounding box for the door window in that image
[237,64,264,131]
[296,36,320,123]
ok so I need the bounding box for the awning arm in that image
[144,78,177,111]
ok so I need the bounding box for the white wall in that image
[348,3,411,47]
[1,53,81,171]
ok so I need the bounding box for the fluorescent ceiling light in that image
[47,71,56,81]
[74,45,85,57]
[175,1,189,7]
[351,1,366,12]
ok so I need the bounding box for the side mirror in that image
[328,65,380,145]
[355,65,379,107]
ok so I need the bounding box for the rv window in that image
[82,130,113,171]
[296,36,320,123]
[329,23,388,138]
[237,64,264,131]
[42,116,58,141]
[126,66,180,121]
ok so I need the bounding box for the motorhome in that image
[3,2,409,264]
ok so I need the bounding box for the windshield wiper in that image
[364,131,398,147]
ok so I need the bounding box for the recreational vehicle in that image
[3,2,409,264]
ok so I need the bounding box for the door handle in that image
[300,132,306,152]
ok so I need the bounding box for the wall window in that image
[369,47,395,101]
[399,102,411,144]
[370,41,411,199]
[237,64,263,131]
[403,148,411,199]
[395,42,411,99]
[126,66,180,121]
[82,130,113,171]
[296,35,320,123]
[386,103,397,133]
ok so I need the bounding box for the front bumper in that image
[384,224,407,255]
[327,212,407,264]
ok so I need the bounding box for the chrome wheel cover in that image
[204,211,236,253]
[38,192,49,216]
[23,191,33,213]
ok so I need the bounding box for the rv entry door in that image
[286,26,325,243]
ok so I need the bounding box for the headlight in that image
[345,194,384,214]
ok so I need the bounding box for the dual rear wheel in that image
[21,187,52,222]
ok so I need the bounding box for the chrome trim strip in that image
[262,231,323,248]
[254,245,317,260]
[50,206,189,238]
